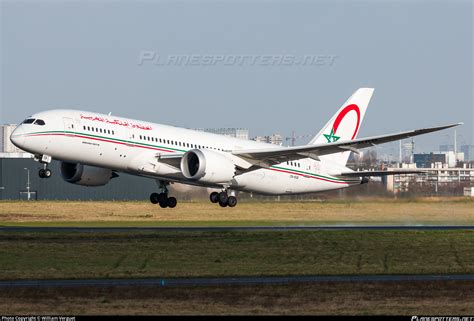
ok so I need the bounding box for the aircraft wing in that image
[232,122,462,166]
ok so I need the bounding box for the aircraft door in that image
[63,117,75,136]
[125,128,135,147]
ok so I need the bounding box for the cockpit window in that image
[34,119,45,126]
[22,118,35,124]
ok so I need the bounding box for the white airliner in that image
[10,88,461,208]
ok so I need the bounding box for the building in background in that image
[1,124,26,154]
[413,151,464,168]
[386,163,474,194]
[252,134,283,145]
[464,187,474,197]
[414,153,449,168]
[198,128,249,140]
[461,145,474,161]
[1,124,32,159]
[439,144,454,152]
[0,158,194,201]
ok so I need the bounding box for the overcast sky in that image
[1,0,472,154]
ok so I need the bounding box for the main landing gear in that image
[210,190,237,208]
[150,192,177,208]
[149,180,177,208]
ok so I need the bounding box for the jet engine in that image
[60,162,117,186]
[180,149,236,184]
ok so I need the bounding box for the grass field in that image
[2,281,473,315]
[1,198,473,315]
[1,230,473,280]
[0,197,473,226]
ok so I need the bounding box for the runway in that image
[0,225,473,233]
[1,274,473,288]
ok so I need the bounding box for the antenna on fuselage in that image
[108,112,112,116]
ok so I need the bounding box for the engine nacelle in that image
[60,162,115,186]
[180,149,236,184]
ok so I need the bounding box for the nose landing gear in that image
[210,190,237,208]
[38,168,52,178]
[36,155,53,179]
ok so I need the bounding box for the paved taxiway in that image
[1,274,473,288]
[1,226,473,232]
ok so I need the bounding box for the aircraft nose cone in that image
[10,125,25,148]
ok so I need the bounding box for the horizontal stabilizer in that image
[337,169,427,177]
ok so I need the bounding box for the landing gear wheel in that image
[210,192,219,204]
[158,193,168,204]
[44,169,52,178]
[219,200,228,207]
[218,191,228,204]
[150,193,160,204]
[159,199,169,208]
[39,168,52,178]
[167,197,177,208]
[227,196,237,208]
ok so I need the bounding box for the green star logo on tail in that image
[323,128,340,143]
